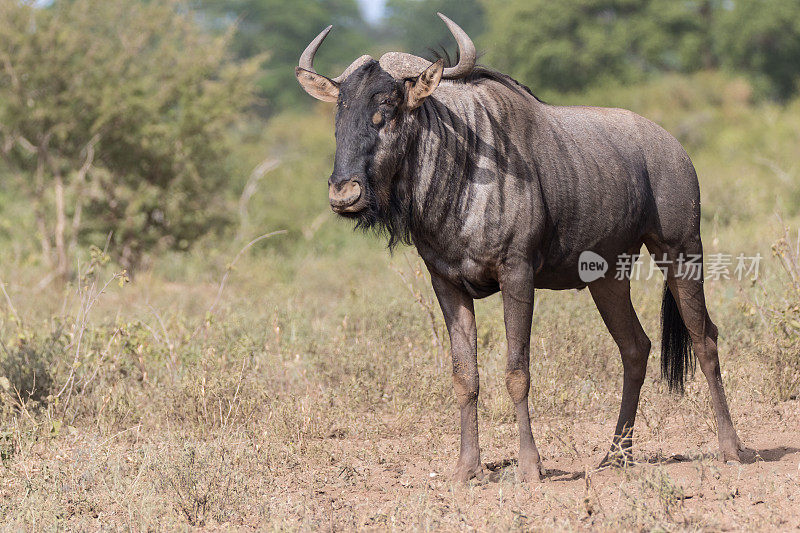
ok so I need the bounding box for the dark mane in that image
[353,183,412,251]
[463,67,546,104]
[427,49,545,103]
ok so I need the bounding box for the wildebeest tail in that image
[660,283,695,394]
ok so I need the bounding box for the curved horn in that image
[299,26,375,84]
[378,13,476,80]
[299,25,332,74]
[438,13,476,79]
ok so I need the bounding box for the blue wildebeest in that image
[296,14,745,482]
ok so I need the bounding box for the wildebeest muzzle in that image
[328,177,366,214]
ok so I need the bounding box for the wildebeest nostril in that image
[329,179,362,209]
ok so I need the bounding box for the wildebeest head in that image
[295,14,476,222]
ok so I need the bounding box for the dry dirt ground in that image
[267,401,800,531]
[2,393,797,530]
[1,251,798,530]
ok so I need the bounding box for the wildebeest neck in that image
[401,78,547,268]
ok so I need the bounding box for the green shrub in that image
[0,330,65,409]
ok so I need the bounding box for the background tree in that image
[480,0,718,94]
[196,0,371,114]
[714,0,800,100]
[0,0,259,277]
[383,0,486,58]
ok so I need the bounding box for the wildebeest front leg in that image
[501,264,542,482]
[430,273,483,482]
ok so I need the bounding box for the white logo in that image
[578,250,608,283]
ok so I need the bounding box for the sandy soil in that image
[273,399,800,531]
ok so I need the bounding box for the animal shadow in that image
[480,445,800,484]
[483,458,584,483]
[749,446,800,463]
[646,446,800,466]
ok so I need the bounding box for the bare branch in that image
[0,274,20,323]
[0,52,20,91]
[69,134,101,254]
[34,133,54,268]
[16,134,36,155]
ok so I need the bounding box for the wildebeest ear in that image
[295,67,339,102]
[405,59,444,110]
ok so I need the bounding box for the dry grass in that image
[0,237,797,530]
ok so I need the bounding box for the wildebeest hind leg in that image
[665,268,744,462]
[589,276,651,467]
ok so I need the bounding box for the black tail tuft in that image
[660,283,695,394]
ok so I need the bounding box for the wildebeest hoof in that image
[453,459,484,483]
[721,443,750,463]
[599,450,634,469]
[517,460,543,482]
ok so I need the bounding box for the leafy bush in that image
[0,0,260,275]
[0,331,64,409]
